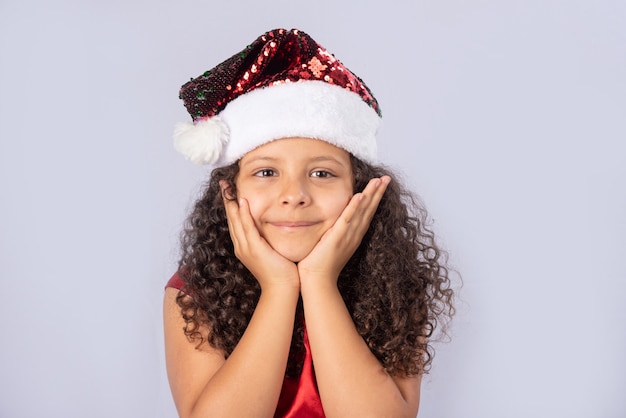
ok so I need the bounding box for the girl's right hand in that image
[221,182,300,290]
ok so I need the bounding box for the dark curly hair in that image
[176,155,455,378]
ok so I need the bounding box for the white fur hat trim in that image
[174,80,381,166]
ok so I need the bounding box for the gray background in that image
[1,1,624,417]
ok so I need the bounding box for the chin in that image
[273,244,315,263]
[279,250,309,263]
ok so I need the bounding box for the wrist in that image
[260,280,301,298]
[299,273,339,296]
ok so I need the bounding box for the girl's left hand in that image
[297,176,390,284]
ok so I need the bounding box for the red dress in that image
[166,272,325,417]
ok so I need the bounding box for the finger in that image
[221,182,244,246]
[341,176,390,225]
[236,197,262,240]
[221,182,237,221]
[359,176,390,220]
[362,176,390,203]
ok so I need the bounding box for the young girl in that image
[163,28,454,418]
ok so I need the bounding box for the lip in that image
[269,221,317,228]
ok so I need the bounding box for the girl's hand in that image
[221,182,300,290]
[297,176,390,284]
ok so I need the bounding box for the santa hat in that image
[174,28,382,166]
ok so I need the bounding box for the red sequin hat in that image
[174,28,382,166]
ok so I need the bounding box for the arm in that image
[298,176,421,417]
[163,190,301,418]
[300,283,421,418]
[164,284,299,418]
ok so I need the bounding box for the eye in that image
[311,170,334,178]
[253,169,276,177]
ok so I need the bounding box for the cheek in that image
[241,194,265,225]
[327,194,352,220]
[235,184,258,211]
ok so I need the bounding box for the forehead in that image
[240,137,351,163]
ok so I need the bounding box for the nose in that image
[279,177,311,207]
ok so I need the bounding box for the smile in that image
[269,221,317,228]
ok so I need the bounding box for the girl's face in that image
[236,137,353,262]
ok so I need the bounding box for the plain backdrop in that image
[1,1,625,417]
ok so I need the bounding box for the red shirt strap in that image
[165,271,185,290]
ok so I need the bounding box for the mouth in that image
[268,221,318,230]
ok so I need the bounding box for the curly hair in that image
[176,155,455,377]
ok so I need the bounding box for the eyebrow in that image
[242,155,348,166]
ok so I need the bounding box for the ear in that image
[219,180,237,201]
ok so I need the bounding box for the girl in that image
[164,28,454,418]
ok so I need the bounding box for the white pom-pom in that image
[173,117,230,165]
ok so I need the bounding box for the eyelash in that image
[252,169,335,178]
[253,169,276,177]
[310,170,334,178]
